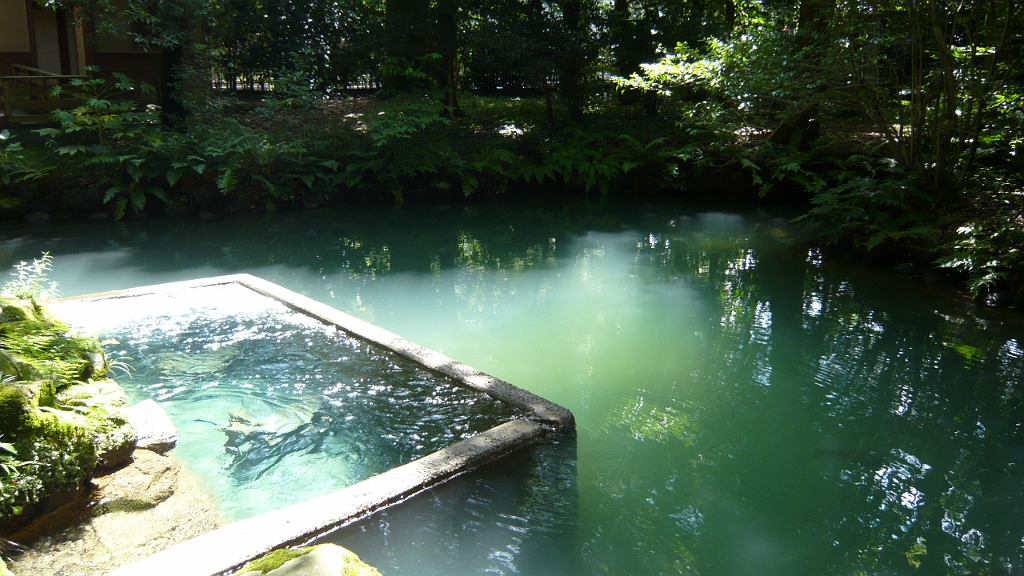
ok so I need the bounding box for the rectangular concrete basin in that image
[54,274,573,576]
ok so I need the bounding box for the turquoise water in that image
[55,284,523,521]
[3,201,1024,575]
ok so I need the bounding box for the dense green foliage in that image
[3,0,1024,299]
[0,255,130,525]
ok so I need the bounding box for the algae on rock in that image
[237,547,316,574]
[237,544,383,576]
[0,254,135,528]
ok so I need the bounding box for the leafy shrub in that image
[795,156,938,251]
[0,316,100,389]
[0,387,29,438]
[0,414,98,519]
[34,71,168,219]
[938,188,1024,297]
[0,256,123,524]
[0,130,49,206]
[1,253,59,302]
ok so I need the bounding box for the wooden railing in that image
[0,65,88,125]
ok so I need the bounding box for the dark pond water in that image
[2,200,1023,575]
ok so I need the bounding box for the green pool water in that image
[2,200,1023,575]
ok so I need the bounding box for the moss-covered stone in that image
[1,379,140,522]
[0,258,134,528]
[56,381,137,468]
[237,545,383,576]
[30,413,99,473]
[0,384,30,437]
[238,547,315,574]
[0,350,21,380]
[95,416,137,469]
[58,379,129,409]
[0,298,38,323]
[12,381,57,409]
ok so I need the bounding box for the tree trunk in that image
[384,0,431,91]
[770,0,835,148]
[611,0,641,105]
[558,0,587,121]
[641,89,658,117]
[798,0,835,38]
[770,104,820,151]
[434,0,460,115]
[545,79,554,123]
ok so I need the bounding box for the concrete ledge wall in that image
[236,275,574,428]
[61,274,575,428]
[59,275,574,576]
[107,420,546,576]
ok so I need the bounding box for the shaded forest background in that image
[2,0,1024,301]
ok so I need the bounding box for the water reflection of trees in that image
[609,223,1024,575]
[116,212,1024,575]
[585,226,781,575]
[798,248,1024,574]
[7,205,1024,574]
[451,231,556,327]
[319,434,581,576]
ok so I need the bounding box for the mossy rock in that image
[58,379,129,409]
[0,298,38,323]
[0,350,22,380]
[238,544,382,576]
[0,384,30,437]
[32,412,98,464]
[1,409,99,524]
[80,350,108,380]
[0,350,43,383]
[238,547,315,574]
[12,381,57,409]
[95,415,137,469]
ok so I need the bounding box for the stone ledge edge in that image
[107,420,546,576]
[60,274,575,429]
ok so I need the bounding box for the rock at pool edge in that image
[126,399,178,453]
[236,544,382,576]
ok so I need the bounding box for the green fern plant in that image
[796,155,938,251]
[0,130,49,202]
[33,68,168,219]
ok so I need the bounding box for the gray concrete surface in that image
[106,420,546,576]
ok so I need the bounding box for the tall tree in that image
[556,0,594,121]
[383,0,431,91]
[434,0,460,112]
[611,0,653,105]
[838,0,1019,200]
